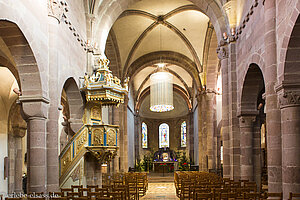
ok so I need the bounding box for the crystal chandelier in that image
[150,64,174,112]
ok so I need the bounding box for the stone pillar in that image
[217,45,230,178]
[197,94,206,171]
[253,120,262,190]
[206,92,216,170]
[84,155,95,186]
[20,97,49,193]
[113,155,119,173]
[264,0,282,192]
[94,163,102,186]
[187,112,193,163]
[113,122,120,173]
[239,115,256,181]
[47,15,60,192]
[8,133,15,193]
[13,127,26,193]
[278,90,300,199]
[134,115,140,166]
[228,42,240,181]
[114,97,128,172]
[27,117,47,193]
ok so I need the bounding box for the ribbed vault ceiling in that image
[110,0,211,118]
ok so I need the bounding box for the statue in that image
[84,73,89,86]
[123,77,130,91]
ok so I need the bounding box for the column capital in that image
[216,45,229,60]
[19,95,50,120]
[278,91,300,108]
[275,81,300,108]
[238,114,257,127]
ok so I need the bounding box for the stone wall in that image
[137,115,190,161]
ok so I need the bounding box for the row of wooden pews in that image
[4,172,148,200]
[174,171,300,200]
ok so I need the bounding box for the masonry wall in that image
[138,115,190,161]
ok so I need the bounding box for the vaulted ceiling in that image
[107,0,214,118]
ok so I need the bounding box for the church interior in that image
[0,0,299,199]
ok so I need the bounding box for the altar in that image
[153,161,178,173]
[152,148,178,173]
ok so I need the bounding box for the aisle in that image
[141,182,179,200]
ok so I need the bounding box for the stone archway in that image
[0,20,43,97]
[277,14,300,198]
[0,20,46,193]
[126,51,202,89]
[62,77,84,135]
[239,64,265,188]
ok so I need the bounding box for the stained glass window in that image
[181,121,187,147]
[142,122,147,148]
[159,123,169,148]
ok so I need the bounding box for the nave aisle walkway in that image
[141,182,179,200]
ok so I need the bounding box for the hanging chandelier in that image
[150,64,174,112]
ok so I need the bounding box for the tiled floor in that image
[141,182,179,199]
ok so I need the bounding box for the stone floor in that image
[141,182,179,200]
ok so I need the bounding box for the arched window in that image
[142,122,147,148]
[181,121,187,147]
[159,123,169,148]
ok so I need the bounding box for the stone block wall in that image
[137,115,190,162]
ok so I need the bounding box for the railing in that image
[59,124,119,185]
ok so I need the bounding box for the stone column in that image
[217,45,230,178]
[20,98,49,193]
[206,92,216,170]
[239,115,256,181]
[228,42,240,181]
[114,97,128,172]
[94,163,102,186]
[8,133,15,193]
[278,90,300,199]
[197,94,206,171]
[134,115,140,167]
[188,113,194,163]
[253,120,262,190]
[113,123,120,173]
[84,154,96,186]
[264,0,282,192]
[13,127,26,193]
[113,155,119,173]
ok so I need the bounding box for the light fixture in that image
[150,64,174,112]
[149,24,174,112]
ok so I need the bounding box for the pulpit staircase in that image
[59,55,128,188]
[59,124,119,187]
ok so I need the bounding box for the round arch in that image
[240,64,265,114]
[61,77,84,134]
[136,84,192,113]
[0,19,44,97]
[126,51,202,89]
[277,0,300,83]
[283,14,300,84]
